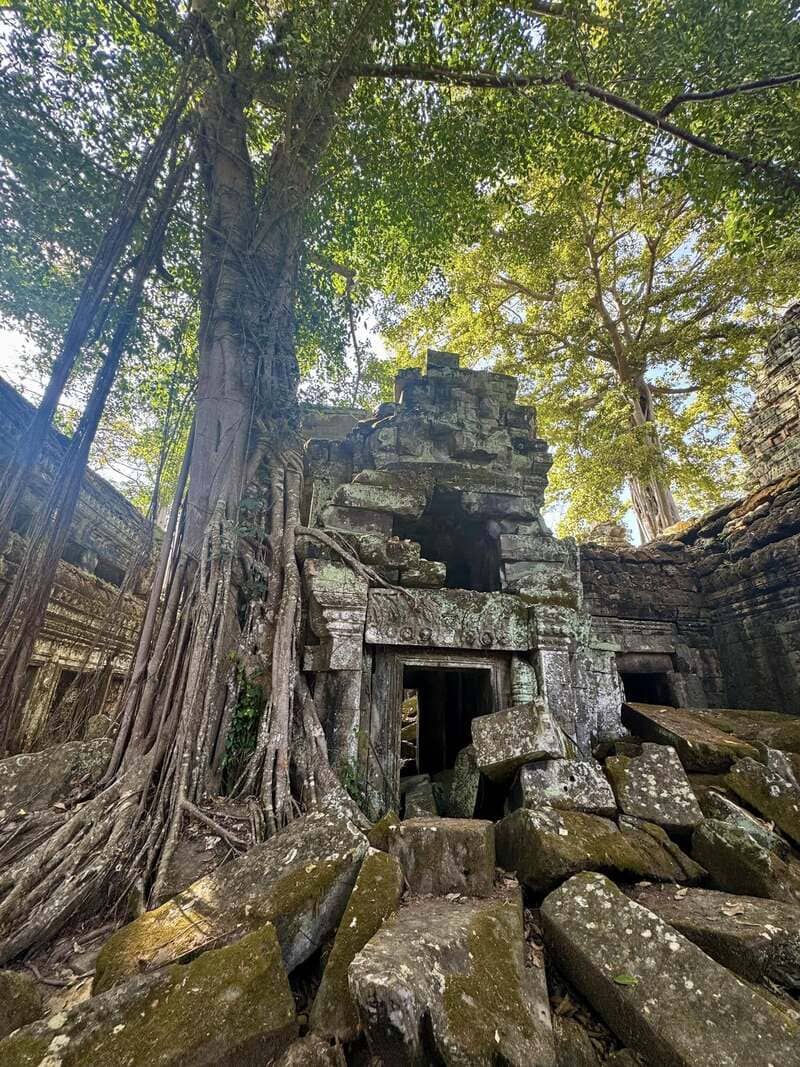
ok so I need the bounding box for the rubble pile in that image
[2,699,800,1065]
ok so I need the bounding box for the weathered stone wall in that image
[579,541,722,707]
[581,471,800,714]
[740,304,800,487]
[0,376,150,743]
[677,471,800,713]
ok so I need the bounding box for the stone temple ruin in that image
[1,331,800,1065]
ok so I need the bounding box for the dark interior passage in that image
[402,665,493,777]
[394,488,500,592]
[619,670,674,706]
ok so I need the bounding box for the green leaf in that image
[613,973,639,986]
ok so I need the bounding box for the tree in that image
[1,0,799,961]
[379,173,794,538]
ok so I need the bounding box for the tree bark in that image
[628,378,681,541]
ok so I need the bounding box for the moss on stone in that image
[311,849,403,1041]
[0,925,297,1067]
[366,810,399,852]
[0,970,45,1040]
[442,898,536,1057]
[95,811,366,992]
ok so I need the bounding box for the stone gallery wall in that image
[579,541,722,708]
[677,471,800,713]
[0,377,150,744]
[581,471,800,714]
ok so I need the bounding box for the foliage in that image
[221,671,264,791]
[379,171,795,536]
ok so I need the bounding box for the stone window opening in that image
[394,488,500,592]
[619,670,675,706]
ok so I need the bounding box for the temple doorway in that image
[400,665,493,779]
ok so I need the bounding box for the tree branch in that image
[110,0,186,54]
[508,0,622,29]
[351,63,800,189]
[659,71,800,118]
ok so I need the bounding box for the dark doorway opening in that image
[394,488,500,592]
[401,665,493,778]
[620,671,674,705]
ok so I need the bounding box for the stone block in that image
[472,702,565,781]
[311,849,403,1041]
[553,1017,600,1067]
[332,481,426,517]
[508,758,616,817]
[94,808,368,992]
[628,884,800,990]
[495,808,704,894]
[399,558,447,587]
[621,703,759,772]
[367,809,399,852]
[692,819,800,903]
[0,925,297,1067]
[605,743,703,832]
[340,531,421,568]
[403,779,439,818]
[0,970,44,1040]
[448,744,481,818]
[541,873,798,1067]
[727,757,800,846]
[0,738,112,820]
[277,1035,346,1066]
[389,817,496,897]
[319,504,393,535]
[349,889,555,1066]
[365,588,531,651]
[699,789,790,857]
[461,491,541,520]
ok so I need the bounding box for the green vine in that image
[222,670,263,791]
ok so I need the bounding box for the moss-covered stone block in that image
[542,873,799,1067]
[606,743,703,832]
[94,808,367,992]
[349,887,555,1066]
[367,809,399,852]
[727,757,800,847]
[0,970,44,1040]
[495,808,704,894]
[0,924,296,1066]
[311,848,403,1041]
[692,818,800,903]
[389,816,496,897]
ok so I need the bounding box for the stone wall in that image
[0,377,150,744]
[740,304,800,487]
[581,471,800,715]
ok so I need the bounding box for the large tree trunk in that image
[628,378,681,541]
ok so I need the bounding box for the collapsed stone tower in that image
[301,351,624,816]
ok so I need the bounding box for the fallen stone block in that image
[508,758,616,817]
[472,702,565,781]
[349,889,556,1066]
[311,849,403,1041]
[699,789,790,858]
[692,819,800,903]
[553,1016,600,1066]
[0,738,112,819]
[695,706,800,756]
[727,757,800,847]
[277,1035,346,1066]
[628,884,800,990]
[448,744,480,818]
[541,872,799,1067]
[605,743,703,832]
[94,807,367,992]
[403,779,439,818]
[367,809,399,852]
[0,970,45,1040]
[389,817,496,897]
[399,557,447,587]
[0,924,297,1066]
[621,703,759,772]
[495,808,703,894]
